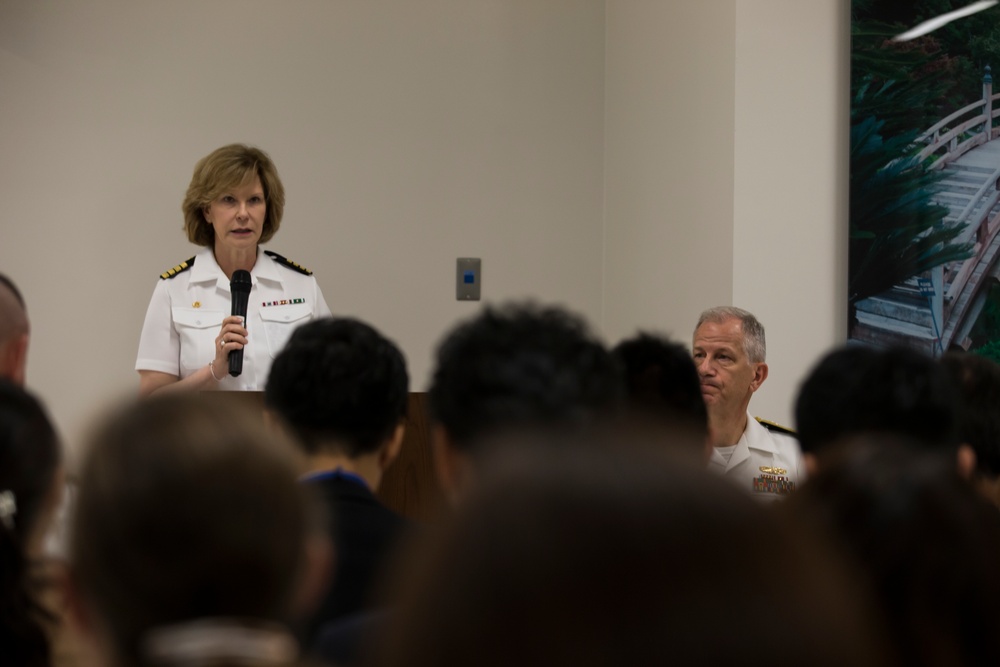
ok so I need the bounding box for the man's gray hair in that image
[695,306,766,363]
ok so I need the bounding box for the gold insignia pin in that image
[193,301,201,308]
[759,466,787,475]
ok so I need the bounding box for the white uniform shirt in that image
[135,247,331,391]
[707,412,805,502]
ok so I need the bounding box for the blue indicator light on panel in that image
[464,271,476,284]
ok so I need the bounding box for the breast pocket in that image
[172,308,225,376]
[260,304,313,358]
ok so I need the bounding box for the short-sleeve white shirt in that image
[707,412,805,502]
[135,247,331,391]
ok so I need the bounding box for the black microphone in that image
[229,270,252,377]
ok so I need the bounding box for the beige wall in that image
[0,0,845,456]
[603,0,737,346]
[0,0,607,458]
[732,0,850,424]
[605,0,848,426]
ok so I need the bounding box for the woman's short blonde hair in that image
[182,144,285,247]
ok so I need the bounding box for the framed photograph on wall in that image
[849,0,1000,361]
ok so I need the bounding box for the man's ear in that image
[0,333,28,386]
[262,408,283,436]
[431,425,467,506]
[957,443,977,479]
[750,362,769,393]
[63,567,93,635]
[803,452,819,478]
[378,422,406,472]
[289,534,334,621]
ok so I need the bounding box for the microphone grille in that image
[230,270,252,292]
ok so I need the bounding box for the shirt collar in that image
[744,412,779,454]
[188,247,283,289]
[300,468,370,491]
[253,249,283,285]
[189,247,227,287]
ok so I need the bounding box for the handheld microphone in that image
[229,270,252,377]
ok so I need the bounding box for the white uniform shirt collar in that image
[253,250,284,285]
[188,248,284,289]
[715,411,775,473]
[188,248,227,289]
[743,412,779,455]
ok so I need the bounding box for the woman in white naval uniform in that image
[136,144,330,395]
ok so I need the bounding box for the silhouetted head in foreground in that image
[70,394,325,667]
[373,436,890,667]
[428,301,623,501]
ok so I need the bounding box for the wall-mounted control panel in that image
[456,257,481,301]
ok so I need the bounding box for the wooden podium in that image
[199,392,445,522]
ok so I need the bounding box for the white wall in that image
[603,0,737,344]
[732,0,849,425]
[0,0,846,457]
[0,0,607,460]
[604,0,847,427]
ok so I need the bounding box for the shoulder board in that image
[755,417,796,436]
[264,250,313,276]
[159,256,196,280]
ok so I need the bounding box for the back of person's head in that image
[428,301,623,451]
[0,274,30,385]
[795,344,960,457]
[265,317,409,458]
[70,393,317,667]
[611,332,708,444]
[373,437,888,667]
[940,351,1000,477]
[0,380,61,667]
[785,436,1000,667]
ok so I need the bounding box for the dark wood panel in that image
[376,393,446,522]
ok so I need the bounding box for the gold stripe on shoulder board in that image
[159,257,196,280]
[264,250,313,275]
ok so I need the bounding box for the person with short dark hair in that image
[0,381,63,667]
[692,306,803,500]
[785,437,1000,667]
[67,394,326,667]
[0,274,29,386]
[612,332,709,458]
[265,317,412,642]
[940,351,1000,506]
[795,344,966,475]
[136,144,331,395]
[427,301,623,501]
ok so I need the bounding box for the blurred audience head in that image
[0,274,29,386]
[940,351,1000,481]
[0,380,62,667]
[427,301,623,499]
[795,344,962,473]
[612,332,709,457]
[785,435,1000,667]
[69,394,325,667]
[265,317,409,463]
[373,435,888,667]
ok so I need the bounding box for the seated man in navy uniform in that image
[692,306,803,500]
